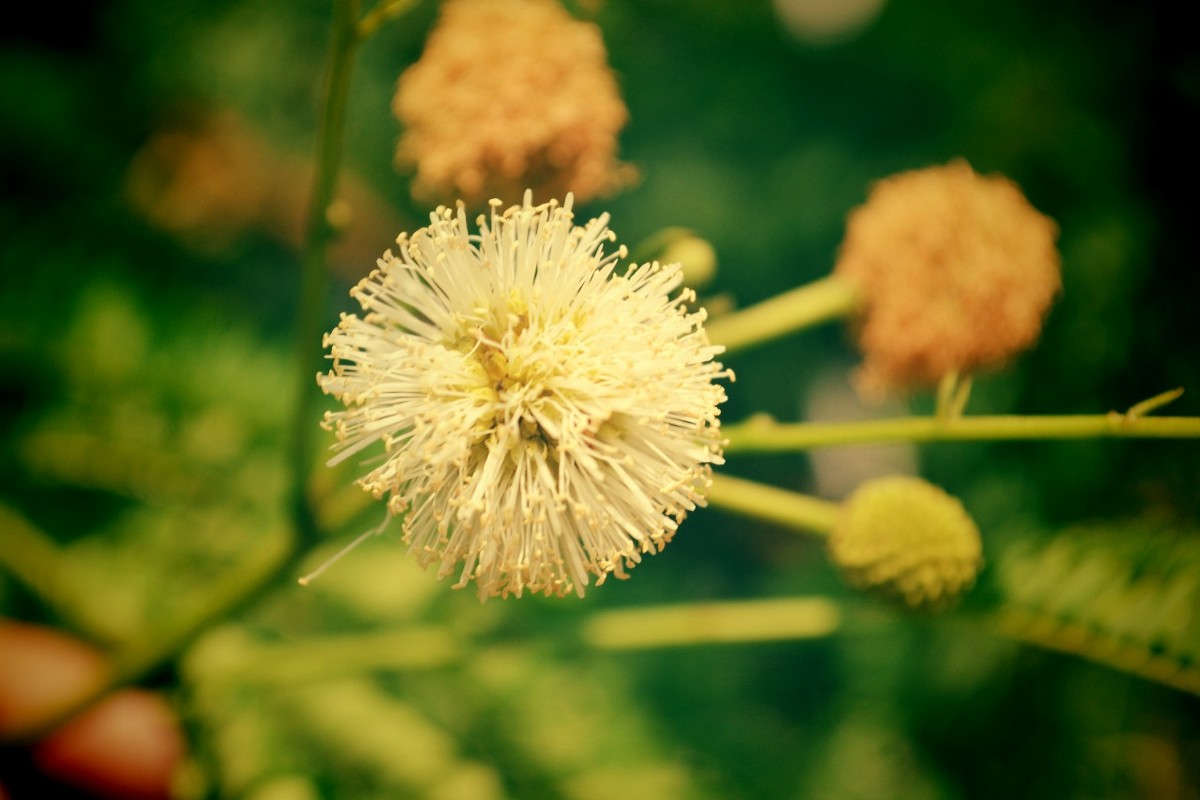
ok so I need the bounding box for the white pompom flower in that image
[317,192,731,599]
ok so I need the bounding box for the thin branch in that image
[723,412,1200,454]
[705,472,839,536]
[704,274,860,355]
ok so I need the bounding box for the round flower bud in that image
[828,476,983,610]
[834,160,1060,397]
[658,230,718,289]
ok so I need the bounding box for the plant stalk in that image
[704,274,860,355]
[705,472,839,536]
[723,412,1200,454]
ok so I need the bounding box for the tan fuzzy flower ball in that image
[834,160,1061,396]
[393,0,635,207]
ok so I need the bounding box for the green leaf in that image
[992,519,1200,694]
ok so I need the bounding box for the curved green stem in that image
[723,412,1200,454]
[357,0,420,40]
[1127,387,1185,418]
[292,0,362,554]
[704,274,860,355]
[705,472,839,536]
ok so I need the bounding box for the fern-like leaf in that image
[991,519,1200,695]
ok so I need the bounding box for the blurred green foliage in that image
[2,0,1199,798]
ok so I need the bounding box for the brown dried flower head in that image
[393,0,635,207]
[834,160,1061,396]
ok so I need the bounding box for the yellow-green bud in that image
[660,231,717,289]
[828,476,982,610]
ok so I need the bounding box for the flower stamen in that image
[317,192,730,599]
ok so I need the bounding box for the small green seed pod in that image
[829,476,982,610]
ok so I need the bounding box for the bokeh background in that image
[2,0,1199,797]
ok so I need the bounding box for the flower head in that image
[319,193,730,599]
[834,160,1060,396]
[828,476,983,610]
[392,0,635,207]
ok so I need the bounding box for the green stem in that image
[356,0,420,40]
[704,274,860,355]
[934,371,972,421]
[705,472,839,536]
[292,0,362,555]
[187,627,459,685]
[582,596,841,650]
[723,412,1200,454]
[0,504,71,619]
[1127,387,1185,418]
